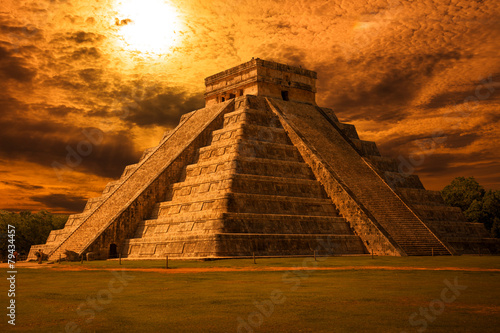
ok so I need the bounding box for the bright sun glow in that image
[116,0,181,54]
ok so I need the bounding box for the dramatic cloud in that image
[30,194,87,212]
[123,91,204,127]
[0,46,36,82]
[0,180,44,190]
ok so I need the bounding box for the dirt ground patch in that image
[5,262,500,274]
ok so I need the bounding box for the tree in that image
[0,210,67,259]
[442,177,485,211]
[441,177,500,238]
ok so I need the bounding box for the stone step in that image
[382,172,425,189]
[133,213,353,240]
[171,173,327,201]
[227,193,339,216]
[211,123,290,145]
[350,139,381,157]
[367,156,400,173]
[396,188,446,206]
[221,213,353,235]
[408,204,465,222]
[223,108,281,128]
[198,140,301,162]
[121,233,367,258]
[140,211,347,226]
[185,155,315,180]
[425,220,491,238]
[157,196,227,217]
[157,191,341,218]
[335,122,359,140]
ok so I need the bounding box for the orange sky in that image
[0,0,499,214]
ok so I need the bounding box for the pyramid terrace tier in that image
[130,213,356,241]
[122,234,366,259]
[185,156,316,180]
[156,193,340,217]
[222,108,282,128]
[197,140,302,162]
[170,174,330,200]
[211,123,290,145]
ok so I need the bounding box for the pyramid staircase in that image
[122,97,366,258]
[267,98,453,256]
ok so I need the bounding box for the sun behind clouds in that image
[115,0,182,54]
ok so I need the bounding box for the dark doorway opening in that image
[109,243,118,258]
[229,93,236,99]
[221,97,225,102]
[281,91,289,101]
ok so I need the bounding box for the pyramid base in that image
[120,234,368,259]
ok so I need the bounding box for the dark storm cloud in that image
[0,96,141,179]
[88,88,205,127]
[319,51,464,122]
[30,193,87,212]
[254,44,307,68]
[443,133,480,149]
[0,24,40,37]
[422,73,500,109]
[0,180,44,190]
[424,91,478,109]
[67,31,103,44]
[44,74,86,90]
[126,91,204,127]
[378,131,480,158]
[416,151,492,175]
[0,46,36,82]
[44,105,80,117]
[78,68,103,83]
[377,133,431,157]
[71,47,101,60]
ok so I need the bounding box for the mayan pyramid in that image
[29,58,499,260]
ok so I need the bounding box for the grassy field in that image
[1,256,499,332]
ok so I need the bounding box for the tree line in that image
[441,177,500,238]
[0,210,68,259]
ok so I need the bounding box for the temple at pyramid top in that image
[204,58,317,106]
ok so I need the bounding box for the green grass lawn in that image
[1,257,499,332]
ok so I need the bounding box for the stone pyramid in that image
[29,59,499,260]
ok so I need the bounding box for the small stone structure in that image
[29,58,499,260]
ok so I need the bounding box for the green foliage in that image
[442,177,500,238]
[442,177,485,211]
[0,210,68,257]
